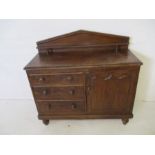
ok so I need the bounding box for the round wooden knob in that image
[42,90,47,95]
[48,104,51,109]
[66,76,73,80]
[71,103,77,109]
[91,75,96,80]
[39,77,44,82]
[69,89,75,95]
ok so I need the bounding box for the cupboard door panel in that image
[89,69,132,115]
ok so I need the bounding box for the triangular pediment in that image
[37,30,129,53]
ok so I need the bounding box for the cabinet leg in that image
[121,118,129,125]
[42,119,49,125]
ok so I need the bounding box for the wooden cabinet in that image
[24,30,142,125]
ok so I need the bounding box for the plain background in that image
[0,19,155,102]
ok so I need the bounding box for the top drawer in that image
[28,73,85,86]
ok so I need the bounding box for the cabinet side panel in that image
[127,67,140,114]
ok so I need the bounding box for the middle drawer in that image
[32,86,85,100]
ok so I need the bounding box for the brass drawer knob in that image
[42,90,48,95]
[71,103,77,109]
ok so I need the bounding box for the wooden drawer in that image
[32,86,85,100]
[90,69,131,81]
[29,73,84,86]
[37,100,85,114]
[103,69,131,80]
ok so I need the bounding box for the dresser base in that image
[38,114,133,125]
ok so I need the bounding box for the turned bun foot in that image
[42,119,49,125]
[122,118,129,125]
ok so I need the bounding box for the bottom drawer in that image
[37,101,86,114]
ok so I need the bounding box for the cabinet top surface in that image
[25,50,142,69]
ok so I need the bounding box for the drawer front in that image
[89,69,131,81]
[29,73,84,86]
[37,101,85,114]
[32,86,85,100]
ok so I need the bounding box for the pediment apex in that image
[37,30,129,53]
[37,30,129,44]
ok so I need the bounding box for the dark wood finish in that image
[24,30,142,125]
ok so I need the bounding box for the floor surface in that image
[0,99,155,134]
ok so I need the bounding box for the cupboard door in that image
[88,69,134,115]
